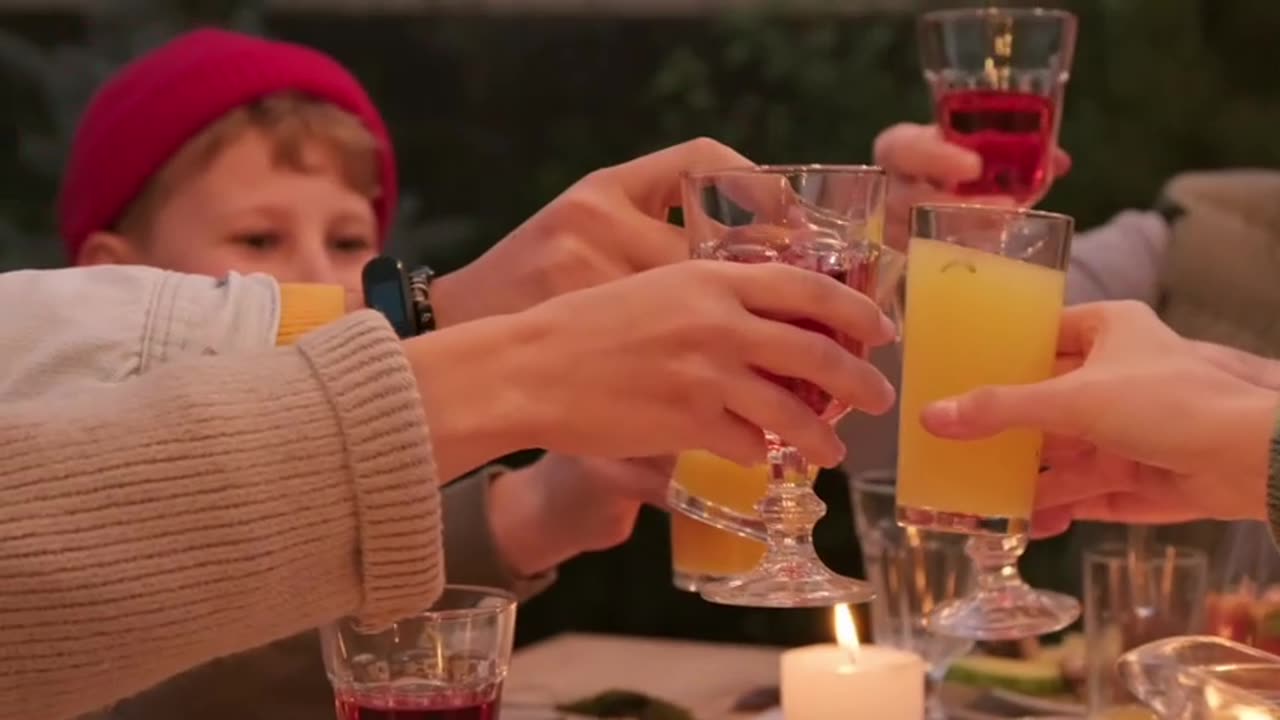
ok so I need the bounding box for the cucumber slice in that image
[945,654,1066,696]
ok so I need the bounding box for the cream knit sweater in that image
[0,311,444,719]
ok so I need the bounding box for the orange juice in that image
[669,452,823,589]
[896,235,1064,522]
[669,451,768,588]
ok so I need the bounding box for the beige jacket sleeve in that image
[0,312,443,720]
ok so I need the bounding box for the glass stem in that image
[754,444,825,569]
[924,669,949,720]
[965,534,1029,595]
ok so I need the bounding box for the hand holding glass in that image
[675,164,899,608]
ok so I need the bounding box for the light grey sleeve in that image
[1065,210,1171,306]
[441,466,557,601]
[0,266,279,402]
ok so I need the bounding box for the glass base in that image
[699,558,875,608]
[926,584,1080,641]
[898,505,1029,536]
[672,569,728,592]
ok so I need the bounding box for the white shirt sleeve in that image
[0,266,280,402]
[1065,209,1171,306]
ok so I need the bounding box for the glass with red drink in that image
[918,8,1078,206]
[677,165,901,609]
[321,585,517,720]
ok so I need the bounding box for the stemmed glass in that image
[895,203,1079,639]
[919,7,1078,206]
[675,164,900,608]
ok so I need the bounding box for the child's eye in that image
[236,232,279,251]
[332,236,373,254]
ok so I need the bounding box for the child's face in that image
[131,129,378,308]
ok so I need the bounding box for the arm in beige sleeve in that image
[0,312,443,720]
[1065,210,1170,306]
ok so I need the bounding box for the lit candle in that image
[780,604,925,720]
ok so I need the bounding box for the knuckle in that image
[543,237,606,294]
[556,187,612,223]
[686,135,728,156]
[815,336,853,382]
[801,269,846,311]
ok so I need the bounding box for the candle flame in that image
[833,603,860,657]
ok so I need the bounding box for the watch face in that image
[368,281,409,330]
[362,256,417,338]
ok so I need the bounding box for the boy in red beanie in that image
[60,27,394,308]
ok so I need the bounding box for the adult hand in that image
[409,259,897,480]
[872,123,1071,249]
[488,454,672,576]
[432,137,753,327]
[916,301,1276,537]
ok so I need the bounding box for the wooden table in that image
[505,633,782,719]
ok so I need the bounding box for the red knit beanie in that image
[58,27,397,263]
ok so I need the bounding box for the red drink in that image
[705,227,881,421]
[936,89,1055,203]
[335,687,501,720]
[1206,588,1280,655]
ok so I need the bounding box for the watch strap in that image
[408,266,437,333]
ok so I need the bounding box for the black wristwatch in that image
[361,256,438,338]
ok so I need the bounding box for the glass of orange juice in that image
[667,451,822,591]
[896,203,1078,640]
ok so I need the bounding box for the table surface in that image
[506,632,782,719]
[504,632,1088,719]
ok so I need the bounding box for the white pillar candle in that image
[780,604,925,720]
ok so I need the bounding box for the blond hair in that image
[117,91,381,237]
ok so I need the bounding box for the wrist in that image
[428,270,466,329]
[488,464,578,577]
[1226,385,1280,520]
[402,312,545,481]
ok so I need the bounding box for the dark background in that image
[2,0,1276,647]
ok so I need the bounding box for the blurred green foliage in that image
[1,0,1277,647]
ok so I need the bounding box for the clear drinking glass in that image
[320,585,517,719]
[918,7,1078,206]
[853,470,974,719]
[676,164,896,608]
[896,202,1078,640]
[1085,544,1209,715]
[1118,635,1280,719]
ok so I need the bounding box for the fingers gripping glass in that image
[673,164,903,609]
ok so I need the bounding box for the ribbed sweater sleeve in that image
[0,311,443,720]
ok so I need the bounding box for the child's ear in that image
[77,231,141,266]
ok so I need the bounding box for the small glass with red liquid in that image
[677,165,903,609]
[918,8,1078,206]
[321,585,517,720]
